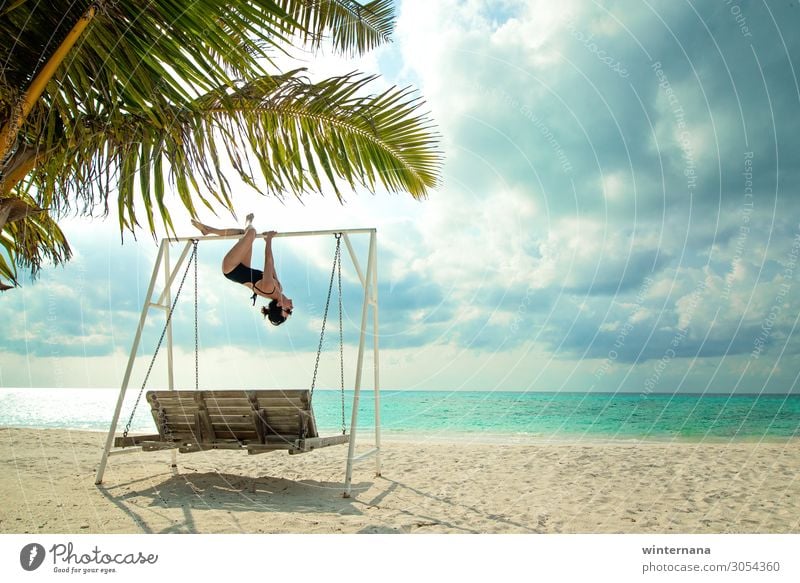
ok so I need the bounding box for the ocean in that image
[1,388,798,442]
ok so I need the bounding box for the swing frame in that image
[95,228,381,498]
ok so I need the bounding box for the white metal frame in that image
[95,228,381,498]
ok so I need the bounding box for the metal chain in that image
[122,242,197,441]
[337,235,346,434]
[193,240,199,391]
[310,234,342,401]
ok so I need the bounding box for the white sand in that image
[1,428,798,534]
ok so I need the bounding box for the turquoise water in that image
[1,388,798,442]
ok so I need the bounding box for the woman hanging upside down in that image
[192,214,294,326]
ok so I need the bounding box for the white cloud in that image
[601,171,627,202]
[528,217,659,293]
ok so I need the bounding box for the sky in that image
[2,0,800,394]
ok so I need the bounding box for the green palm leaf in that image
[278,0,395,54]
[0,193,71,288]
[27,70,441,234]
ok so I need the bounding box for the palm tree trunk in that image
[0,146,40,197]
[0,5,96,163]
[0,147,45,238]
[0,195,45,232]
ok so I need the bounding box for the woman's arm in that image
[258,232,280,294]
[261,231,292,311]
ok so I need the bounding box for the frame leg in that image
[95,241,167,485]
[343,232,376,497]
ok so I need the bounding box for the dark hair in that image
[261,299,288,326]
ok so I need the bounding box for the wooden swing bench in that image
[114,389,349,455]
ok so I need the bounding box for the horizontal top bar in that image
[166,227,376,243]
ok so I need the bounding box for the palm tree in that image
[0,0,441,290]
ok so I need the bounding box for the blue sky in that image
[2,0,800,394]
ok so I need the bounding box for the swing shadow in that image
[99,472,372,534]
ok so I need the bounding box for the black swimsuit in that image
[224,263,263,286]
[223,263,275,303]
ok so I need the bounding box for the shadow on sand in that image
[97,473,537,534]
[97,472,372,533]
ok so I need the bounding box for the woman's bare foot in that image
[191,219,246,237]
[191,219,211,235]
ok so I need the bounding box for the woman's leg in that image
[222,227,257,273]
[192,213,254,236]
[191,219,244,237]
[193,215,258,273]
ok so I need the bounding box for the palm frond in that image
[201,70,442,198]
[0,192,71,287]
[278,0,395,55]
[26,70,441,235]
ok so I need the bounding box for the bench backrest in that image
[146,389,318,444]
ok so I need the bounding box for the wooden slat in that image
[250,394,308,409]
[210,435,258,442]
[158,414,253,424]
[153,400,306,412]
[157,421,260,437]
[147,389,302,397]
[219,412,299,425]
[196,423,258,435]
[204,406,257,414]
[151,402,242,412]
[147,389,310,400]
[141,442,180,451]
[147,392,197,400]
[147,397,193,406]
[259,424,302,435]
[215,429,267,438]
[266,428,302,435]
[179,443,251,452]
[172,435,297,448]
[153,397,308,409]
[151,400,305,408]
[311,434,350,447]
[261,420,301,430]
[247,443,300,454]
[253,410,297,422]
[247,446,296,455]
[207,406,304,415]
[194,398,254,408]
[200,424,260,433]
[148,400,197,408]
[158,422,301,436]
[113,434,163,447]
[295,434,349,452]
[254,390,309,400]
[156,410,306,422]
[209,422,261,430]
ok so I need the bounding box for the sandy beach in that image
[0,427,797,534]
